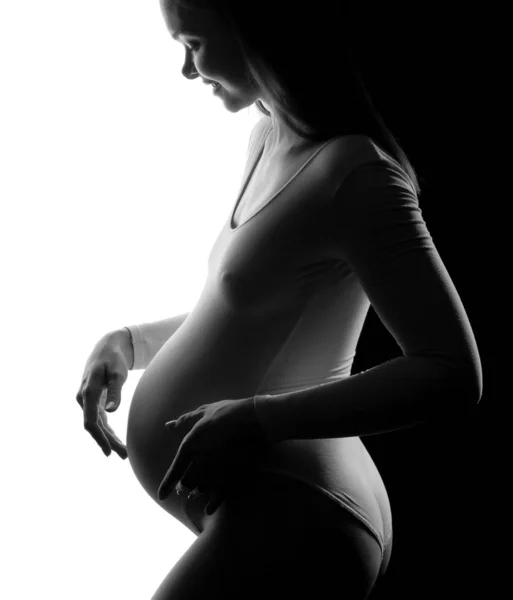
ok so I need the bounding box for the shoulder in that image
[326,134,391,174]
[326,135,416,201]
[323,137,422,251]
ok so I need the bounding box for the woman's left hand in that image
[157,397,268,514]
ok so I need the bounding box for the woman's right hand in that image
[75,330,132,459]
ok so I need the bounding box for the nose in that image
[182,66,200,81]
[181,54,200,81]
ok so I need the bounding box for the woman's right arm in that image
[107,312,190,371]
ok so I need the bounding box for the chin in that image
[222,89,259,114]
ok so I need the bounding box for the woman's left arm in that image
[253,163,483,443]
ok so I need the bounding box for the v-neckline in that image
[229,125,342,231]
[230,125,273,231]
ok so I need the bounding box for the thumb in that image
[105,381,121,412]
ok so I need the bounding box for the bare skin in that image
[159,0,320,156]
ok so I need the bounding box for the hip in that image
[183,466,392,575]
[184,437,392,559]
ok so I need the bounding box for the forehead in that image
[159,0,218,39]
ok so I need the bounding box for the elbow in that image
[463,347,484,405]
[462,334,484,405]
[451,358,483,407]
[469,365,483,405]
[431,351,483,407]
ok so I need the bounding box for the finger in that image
[98,407,125,446]
[205,491,224,516]
[158,458,188,500]
[76,366,95,409]
[178,461,204,493]
[82,372,111,456]
[165,413,188,429]
[158,447,196,500]
[97,412,128,459]
[165,407,203,430]
[104,371,124,412]
[183,456,217,494]
[165,432,197,484]
[76,371,88,408]
[187,489,204,501]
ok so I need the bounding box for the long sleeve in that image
[125,312,189,370]
[253,162,482,443]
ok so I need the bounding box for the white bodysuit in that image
[125,116,481,572]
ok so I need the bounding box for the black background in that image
[347,5,501,599]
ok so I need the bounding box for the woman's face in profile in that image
[159,0,261,112]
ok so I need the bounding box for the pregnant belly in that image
[125,322,390,542]
[126,367,218,531]
[127,364,211,505]
[125,338,266,525]
[125,311,284,506]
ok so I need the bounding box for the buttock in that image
[181,469,390,575]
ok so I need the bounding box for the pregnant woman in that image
[75,1,483,598]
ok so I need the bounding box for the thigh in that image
[150,471,382,600]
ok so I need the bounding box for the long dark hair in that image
[174,0,422,196]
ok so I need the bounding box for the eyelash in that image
[187,42,201,53]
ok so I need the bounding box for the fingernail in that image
[106,402,115,411]
[187,489,200,500]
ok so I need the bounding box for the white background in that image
[0,1,260,598]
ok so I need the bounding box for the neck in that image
[261,106,317,158]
